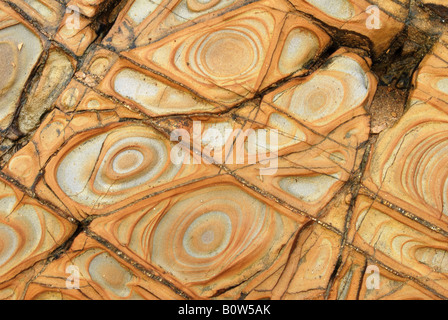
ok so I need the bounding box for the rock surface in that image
[0,0,448,300]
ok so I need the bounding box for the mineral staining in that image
[1,0,448,301]
[0,19,43,130]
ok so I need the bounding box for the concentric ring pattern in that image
[3,0,448,301]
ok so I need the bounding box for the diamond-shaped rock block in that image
[89,176,309,298]
[0,177,76,284]
[23,234,186,300]
[0,3,45,131]
[119,0,331,106]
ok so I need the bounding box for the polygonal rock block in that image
[361,34,448,232]
[96,56,225,116]
[121,0,331,106]
[289,0,406,56]
[231,139,356,218]
[268,224,342,300]
[0,177,76,284]
[0,260,47,300]
[24,234,186,300]
[89,176,308,298]
[6,0,65,34]
[348,195,448,297]
[363,100,448,231]
[409,33,448,105]
[103,0,258,50]
[328,247,441,300]
[6,110,221,219]
[54,12,97,56]
[17,46,76,134]
[0,3,45,131]
[261,49,376,138]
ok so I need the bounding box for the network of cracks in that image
[0,0,447,300]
